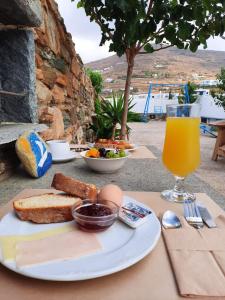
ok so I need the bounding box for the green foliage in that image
[90,94,139,139]
[90,98,114,139]
[128,111,142,122]
[211,68,225,111]
[86,68,103,95]
[74,0,225,56]
[144,70,154,78]
[178,81,198,104]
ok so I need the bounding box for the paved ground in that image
[129,120,225,197]
[0,146,224,207]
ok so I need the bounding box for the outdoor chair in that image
[200,123,217,138]
[154,105,163,114]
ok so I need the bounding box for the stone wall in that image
[35,0,95,143]
[0,29,37,123]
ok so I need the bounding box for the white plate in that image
[52,151,78,163]
[80,151,130,173]
[87,142,95,148]
[0,196,161,281]
[127,144,139,152]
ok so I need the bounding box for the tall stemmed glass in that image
[161,104,200,203]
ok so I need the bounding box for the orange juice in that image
[162,117,200,177]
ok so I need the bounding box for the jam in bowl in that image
[72,199,119,232]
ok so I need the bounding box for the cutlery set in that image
[162,200,216,229]
[183,200,204,228]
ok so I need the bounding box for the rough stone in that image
[41,3,60,54]
[71,57,80,77]
[61,45,71,64]
[36,80,52,104]
[75,126,84,144]
[41,65,57,88]
[65,97,72,106]
[52,84,65,104]
[39,106,64,141]
[65,73,74,98]
[36,69,44,80]
[50,57,67,73]
[34,0,96,143]
[63,111,71,128]
[0,0,42,27]
[63,125,79,142]
[72,77,79,90]
[35,53,43,68]
[0,29,37,123]
[56,74,67,87]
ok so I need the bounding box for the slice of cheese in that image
[16,230,102,268]
[0,223,75,261]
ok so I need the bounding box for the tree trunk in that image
[120,50,135,139]
[111,123,117,140]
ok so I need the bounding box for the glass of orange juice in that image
[161,104,200,203]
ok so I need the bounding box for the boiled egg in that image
[98,184,123,207]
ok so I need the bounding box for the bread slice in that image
[51,173,98,201]
[13,194,81,224]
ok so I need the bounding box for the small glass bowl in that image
[72,199,119,232]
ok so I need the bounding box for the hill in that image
[86,47,225,94]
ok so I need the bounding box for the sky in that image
[56,0,225,64]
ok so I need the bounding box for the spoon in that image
[162,210,181,229]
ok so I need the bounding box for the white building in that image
[131,93,179,114]
[105,78,114,83]
[196,94,225,121]
[102,88,113,93]
[200,79,219,86]
[194,89,210,96]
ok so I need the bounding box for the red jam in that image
[75,203,115,232]
[76,204,112,217]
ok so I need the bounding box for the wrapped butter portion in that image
[119,200,151,228]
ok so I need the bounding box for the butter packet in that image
[119,200,151,228]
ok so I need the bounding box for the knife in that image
[197,202,217,228]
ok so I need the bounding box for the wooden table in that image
[0,189,224,300]
[209,121,225,161]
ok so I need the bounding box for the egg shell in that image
[98,184,123,207]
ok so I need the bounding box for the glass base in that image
[161,189,196,203]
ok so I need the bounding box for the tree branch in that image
[153,44,173,51]
[138,44,173,54]
[137,27,164,51]
[136,0,155,49]
[92,8,113,40]
[147,0,154,15]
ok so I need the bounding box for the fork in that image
[183,200,204,228]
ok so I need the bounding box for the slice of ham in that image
[16,230,102,268]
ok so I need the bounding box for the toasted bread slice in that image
[51,173,98,201]
[13,194,81,224]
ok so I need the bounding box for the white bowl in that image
[80,151,130,173]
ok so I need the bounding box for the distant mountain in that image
[86,47,225,94]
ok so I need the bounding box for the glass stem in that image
[173,176,185,194]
